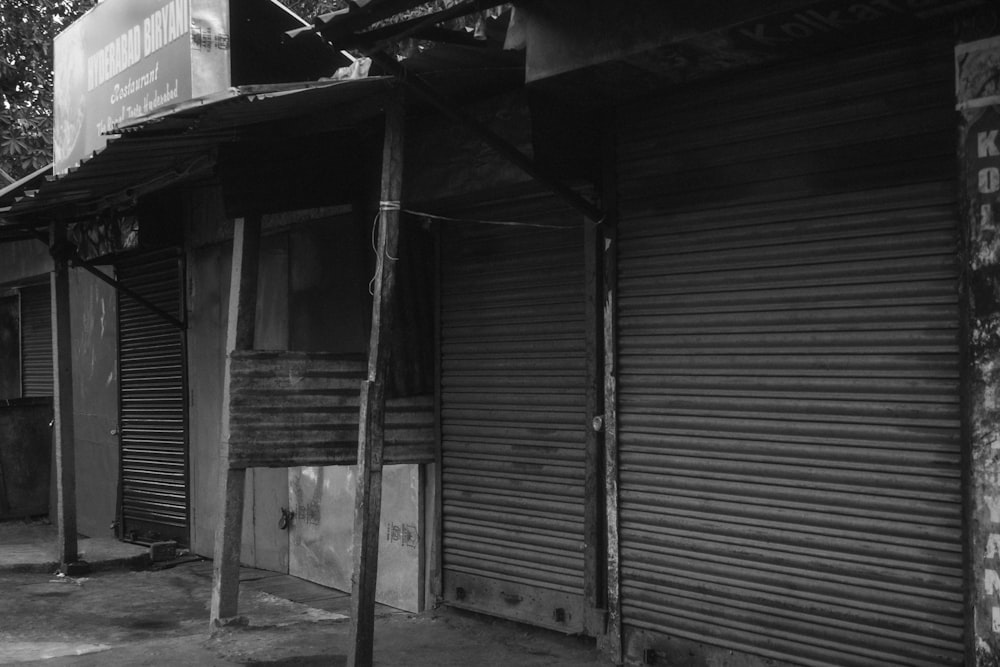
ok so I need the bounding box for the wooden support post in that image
[599,123,623,663]
[347,91,405,667]
[430,226,443,600]
[50,222,78,567]
[583,208,605,635]
[210,215,261,627]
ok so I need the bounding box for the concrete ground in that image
[0,520,612,666]
[0,518,148,573]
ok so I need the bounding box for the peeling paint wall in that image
[958,32,1000,666]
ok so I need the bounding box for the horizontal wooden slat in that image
[226,350,434,467]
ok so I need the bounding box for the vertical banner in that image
[53,0,231,175]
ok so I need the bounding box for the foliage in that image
[0,0,96,181]
[285,0,349,18]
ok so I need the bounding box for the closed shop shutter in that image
[440,195,588,632]
[615,37,964,666]
[19,285,52,397]
[116,248,188,545]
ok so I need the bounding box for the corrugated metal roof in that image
[0,76,396,226]
[0,28,526,233]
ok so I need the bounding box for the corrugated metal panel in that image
[440,198,587,633]
[19,285,52,397]
[616,37,963,667]
[116,248,188,545]
[227,350,435,467]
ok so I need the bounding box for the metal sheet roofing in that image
[0,76,396,227]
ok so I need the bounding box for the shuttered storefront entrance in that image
[615,37,964,666]
[116,249,188,545]
[440,197,587,632]
[19,284,53,397]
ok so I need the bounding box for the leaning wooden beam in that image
[209,215,262,627]
[347,91,405,667]
[49,222,78,568]
[72,254,185,331]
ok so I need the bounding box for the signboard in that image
[53,0,231,175]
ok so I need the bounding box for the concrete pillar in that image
[957,14,1000,663]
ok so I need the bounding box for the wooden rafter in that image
[367,49,605,223]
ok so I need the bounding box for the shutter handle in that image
[500,591,522,605]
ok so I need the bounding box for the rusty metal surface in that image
[288,463,422,612]
[226,351,435,468]
[614,36,963,667]
[439,199,587,634]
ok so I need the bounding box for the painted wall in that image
[69,267,119,540]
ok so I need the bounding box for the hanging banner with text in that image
[53,0,231,175]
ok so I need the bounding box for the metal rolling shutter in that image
[117,248,188,545]
[440,197,587,632]
[615,38,964,666]
[19,285,52,397]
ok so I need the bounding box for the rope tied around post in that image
[369,200,402,295]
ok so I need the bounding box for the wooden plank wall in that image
[227,351,434,468]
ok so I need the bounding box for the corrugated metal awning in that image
[0,76,397,226]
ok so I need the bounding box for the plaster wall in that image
[0,240,51,286]
[188,238,230,559]
[69,267,119,540]
[0,239,115,537]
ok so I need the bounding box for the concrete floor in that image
[0,519,148,573]
[0,519,612,666]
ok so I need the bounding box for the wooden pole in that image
[583,206,605,635]
[210,215,261,627]
[599,122,623,663]
[347,90,405,667]
[50,222,78,568]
